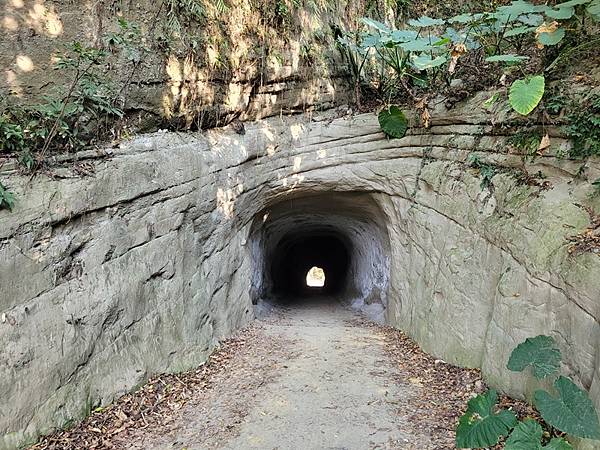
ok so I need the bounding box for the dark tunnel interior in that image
[249,193,390,319]
[270,232,351,298]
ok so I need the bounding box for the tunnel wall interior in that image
[249,193,390,317]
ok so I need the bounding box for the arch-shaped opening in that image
[306,266,325,288]
[249,192,390,320]
[271,233,350,297]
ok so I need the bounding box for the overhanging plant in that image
[338,0,600,134]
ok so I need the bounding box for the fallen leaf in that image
[448,43,467,74]
[537,133,551,154]
[421,107,431,128]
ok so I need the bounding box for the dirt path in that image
[124,299,434,449]
[33,298,535,450]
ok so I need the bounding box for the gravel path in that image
[33,298,534,450]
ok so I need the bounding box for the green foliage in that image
[339,0,596,127]
[507,335,561,379]
[509,76,545,116]
[378,106,408,138]
[505,420,573,450]
[105,18,146,63]
[460,334,600,447]
[505,419,543,450]
[566,94,600,159]
[0,181,15,211]
[468,154,498,189]
[546,438,575,450]
[165,0,205,36]
[0,20,141,167]
[509,129,543,156]
[535,376,600,439]
[456,389,517,448]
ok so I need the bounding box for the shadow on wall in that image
[248,191,391,321]
[1,0,350,130]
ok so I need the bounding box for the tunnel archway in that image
[249,192,390,319]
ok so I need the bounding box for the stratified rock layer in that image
[1,93,600,449]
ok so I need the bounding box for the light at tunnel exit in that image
[306,266,325,288]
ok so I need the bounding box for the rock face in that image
[1,94,600,449]
[1,0,355,129]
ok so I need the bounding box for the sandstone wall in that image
[1,0,361,130]
[1,94,600,448]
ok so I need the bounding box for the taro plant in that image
[456,334,600,448]
[339,0,600,132]
[378,105,409,138]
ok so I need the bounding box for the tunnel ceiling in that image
[249,193,391,312]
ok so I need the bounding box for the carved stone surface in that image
[1,94,600,449]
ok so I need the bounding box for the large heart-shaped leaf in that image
[390,30,419,43]
[361,17,390,34]
[505,419,574,450]
[456,390,518,448]
[543,6,575,19]
[538,27,566,46]
[506,419,543,450]
[399,38,437,52]
[507,335,561,379]
[449,12,486,23]
[408,15,445,27]
[509,75,545,115]
[556,0,591,7]
[544,438,573,450]
[519,13,544,25]
[378,106,408,139]
[505,25,536,37]
[589,0,600,20]
[534,376,600,439]
[411,54,448,70]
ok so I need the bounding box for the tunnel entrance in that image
[249,192,391,320]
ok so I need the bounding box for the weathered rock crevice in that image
[1,93,600,449]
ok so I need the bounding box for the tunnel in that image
[271,232,350,297]
[249,192,390,320]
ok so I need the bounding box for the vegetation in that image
[456,334,600,448]
[566,94,600,159]
[468,154,499,189]
[0,181,15,211]
[0,17,148,169]
[338,0,600,133]
[378,105,409,138]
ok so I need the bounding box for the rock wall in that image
[1,93,600,448]
[1,0,362,130]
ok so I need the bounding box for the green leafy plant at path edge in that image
[456,334,600,448]
[456,389,517,448]
[507,335,561,379]
[505,419,573,450]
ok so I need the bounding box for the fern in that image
[214,0,229,14]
